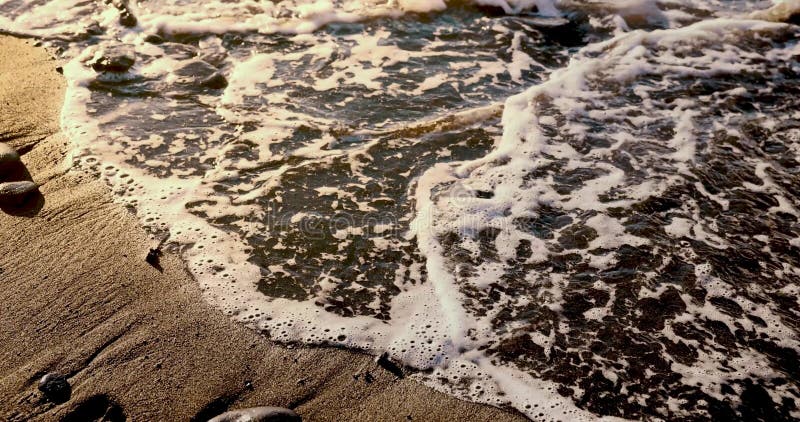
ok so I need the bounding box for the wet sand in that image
[0,35,524,421]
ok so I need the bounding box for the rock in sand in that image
[0,143,21,177]
[38,372,71,403]
[0,181,38,205]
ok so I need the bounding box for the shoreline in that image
[0,35,524,421]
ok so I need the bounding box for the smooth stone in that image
[38,372,71,402]
[90,47,136,73]
[0,181,38,205]
[0,143,21,176]
[201,72,228,89]
[144,34,164,45]
[119,10,137,27]
[208,407,301,422]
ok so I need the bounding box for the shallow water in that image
[2,0,800,420]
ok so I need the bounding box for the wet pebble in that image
[90,47,135,73]
[38,372,71,403]
[144,34,164,45]
[119,10,137,27]
[208,406,301,422]
[0,181,38,205]
[201,72,228,89]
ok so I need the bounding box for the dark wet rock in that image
[201,72,228,89]
[145,246,163,272]
[0,181,38,205]
[119,10,137,27]
[38,372,71,403]
[207,407,301,422]
[0,143,21,177]
[144,34,164,44]
[90,47,135,73]
[172,60,229,90]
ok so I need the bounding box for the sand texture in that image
[0,35,524,421]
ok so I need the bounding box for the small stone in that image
[144,34,164,44]
[208,407,301,422]
[55,66,63,74]
[38,373,71,403]
[90,47,135,73]
[0,181,38,205]
[145,247,162,268]
[0,143,21,177]
[119,11,137,27]
[200,72,228,89]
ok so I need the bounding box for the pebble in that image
[38,372,71,402]
[144,34,164,45]
[208,407,301,422]
[0,181,38,205]
[90,47,136,73]
[201,72,228,89]
[0,143,21,178]
[119,10,137,27]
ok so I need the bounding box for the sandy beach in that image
[0,35,524,421]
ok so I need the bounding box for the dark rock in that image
[144,34,164,44]
[38,372,71,403]
[0,143,21,177]
[90,47,135,73]
[201,72,228,89]
[55,66,63,74]
[119,10,137,27]
[145,246,163,271]
[208,407,301,422]
[0,181,38,205]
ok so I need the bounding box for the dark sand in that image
[0,35,525,421]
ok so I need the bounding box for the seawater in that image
[2,0,800,419]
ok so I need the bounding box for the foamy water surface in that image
[2,0,800,419]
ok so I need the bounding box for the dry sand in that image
[0,35,525,421]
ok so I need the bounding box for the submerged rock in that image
[208,407,301,422]
[90,47,135,73]
[0,181,38,205]
[0,143,21,177]
[38,372,71,403]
